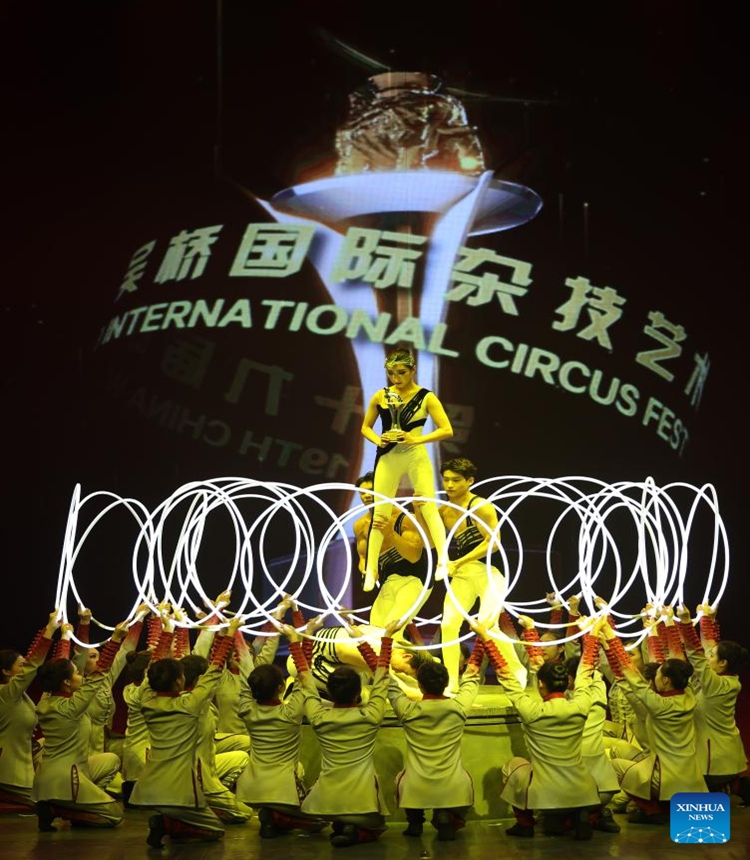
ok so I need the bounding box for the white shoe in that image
[363,569,378,592]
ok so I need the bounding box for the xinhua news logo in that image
[670,792,730,843]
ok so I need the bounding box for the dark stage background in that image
[2,2,748,652]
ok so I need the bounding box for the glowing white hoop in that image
[55,476,730,650]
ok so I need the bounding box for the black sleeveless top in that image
[378,510,431,585]
[375,387,430,458]
[448,495,502,567]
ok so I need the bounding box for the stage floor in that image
[2,805,748,860]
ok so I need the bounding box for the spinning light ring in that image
[55,476,730,650]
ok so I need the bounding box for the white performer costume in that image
[387,671,480,813]
[0,631,53,805]
[440,494,506,692]
[364,387,447,586]
[129,663,227,837]
[355,504,433,632]
[192,625,276,753]
[680,628,747,781]
[236,660,318,810]
[190,692,252,823]
[83,645,131,758]
[32,639,129,827]
[122,678,150,781]
[301,666,390,827]
[605,640,707,801]
[491,643,601,813]
[575,670,620,797]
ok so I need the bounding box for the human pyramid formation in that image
[1,346,745,846]
[53,354,728,681]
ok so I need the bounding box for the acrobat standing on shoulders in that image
[360,347,453,593]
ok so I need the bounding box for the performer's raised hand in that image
[45,610,62,638]
[594,616,614,641]
[272,595,293,621]
[134,602,150,623]
[305,614,324,636]
[280,623,301,643]
[160,608,176,634]
[112,620,129,643]
[214,590,232,610]
[383,619,401,639]
[639,604,657,627]
[468,617,490,640]
[529,654,545,672]
[344,617,365,639]
[371,515,392,534]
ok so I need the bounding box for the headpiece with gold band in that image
[384,352,415,369]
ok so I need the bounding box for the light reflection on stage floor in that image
[2,804,748,860]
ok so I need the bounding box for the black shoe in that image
[121,781,136,809]
[572,809,592,841]
[146,814,166,849]
[35,801,57,833]
[434,810,456,841]
[403,821,423,837]
[541,813,565,836]
[627,808,667,825]
[595,807,621,833]
[506,822,534,837]
[330,824,360,847]
[258,808,281,839]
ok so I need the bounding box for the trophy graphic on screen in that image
[334,71,486,176]
[384,389,405,438]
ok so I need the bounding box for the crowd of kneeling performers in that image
[0,593,748,848]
